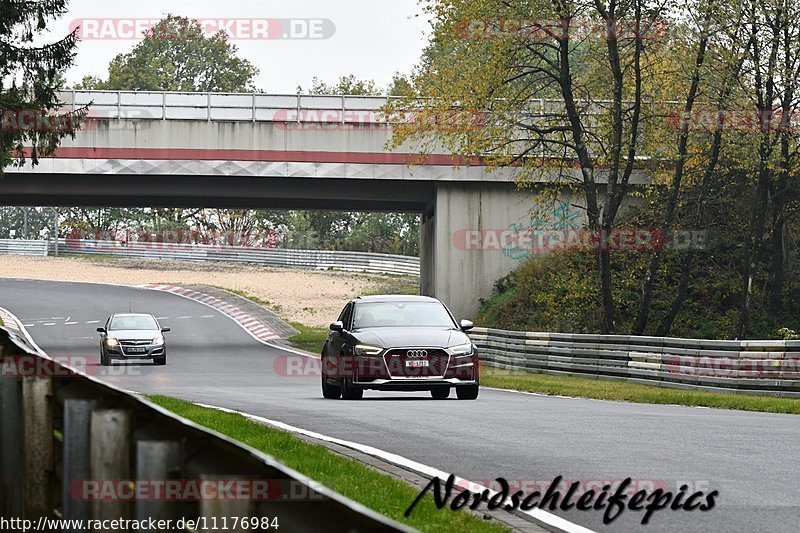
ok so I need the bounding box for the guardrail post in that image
[63,399,98,527]
[134,440,181,527]
[90,409,131,529]
[199,475,253,532]
[0,374,24,516]
[22,376,54,519]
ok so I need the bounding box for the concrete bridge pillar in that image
[422,181,582,321]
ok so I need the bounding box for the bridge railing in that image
[0,322,409,530]
[60,90,401,123]
[470,327,800,397]
[60,90,636,125]
[41,239,421,277]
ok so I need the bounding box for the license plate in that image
[406,360,429,368]
[127,347,147,354]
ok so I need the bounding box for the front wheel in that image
[322,354,342,399]
[456,384,479,400]
[154,352,167,366]
[341,378,363,400]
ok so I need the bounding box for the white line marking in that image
[86,320,100,324]
[201,315,215,318]
[44,323,56,326]
[196,402,594,533]
[177,316,193,319]
[65,322,79,325]
[23,324,34,327]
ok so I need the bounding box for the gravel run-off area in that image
[0,255,418,328]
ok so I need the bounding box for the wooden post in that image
[0,374,23,515]
[90,409,130,531]
[199,475,253,533]
[134,440,181,529]
[63,399,98,528]
[22,376,53,519]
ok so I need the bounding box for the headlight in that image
[448,343,473,356]
[353,344,383,356]
[105,338,119,347]
[152,335,165,345]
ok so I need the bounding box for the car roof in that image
[110,313,156,318]
[353,295,441,304]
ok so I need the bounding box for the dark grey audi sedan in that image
[97,313,170,366]
[321,295,479,400]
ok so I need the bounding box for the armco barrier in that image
[0,326,409,531]
[470,327,800,398]
[0,238,420,276]
[0,239,47,257]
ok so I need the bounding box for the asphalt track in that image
[2,277,798,532]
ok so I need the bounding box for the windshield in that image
[353,302,456,329]
[109,315,158,331]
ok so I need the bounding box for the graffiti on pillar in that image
[503,201,581,260]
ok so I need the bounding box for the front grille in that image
[119,339,152,356]
[120,339,151,346]
[383,348,450,378]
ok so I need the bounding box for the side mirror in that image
[460,319,474,331]
[329,321,344,332]
[96,327,106,333]
[161,327,171,333]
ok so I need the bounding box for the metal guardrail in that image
[0,238,420,276]
[0,324,409,531]
[52,239,420,276]
[470,327,800,397]
[0,239,48,257]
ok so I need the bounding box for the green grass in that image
[287,322,328,354]
[482,368,800,414]
[148,395,507,533]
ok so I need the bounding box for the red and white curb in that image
[139,284,281,342]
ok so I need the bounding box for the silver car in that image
[97,313,170,366]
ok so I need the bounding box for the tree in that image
[305,74,380,96]
[390,0,674,332]
[1,0,87,174]
[93,15,258,92]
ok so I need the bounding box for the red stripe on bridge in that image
[25,147,483,167]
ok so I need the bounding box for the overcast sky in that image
[49,0,430,93]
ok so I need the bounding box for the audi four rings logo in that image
[406,350,428,358]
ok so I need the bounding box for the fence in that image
[0,239,47,257]
[470,327,800,397]
[0,324,408,531]
[0,238,420,276]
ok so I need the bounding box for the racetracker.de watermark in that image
[0,356,143,378]
[456,17,668,42]
[452,228,710,253]
[69,18,336,40]
[67,478,325,502]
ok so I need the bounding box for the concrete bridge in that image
[1,91,649,318]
